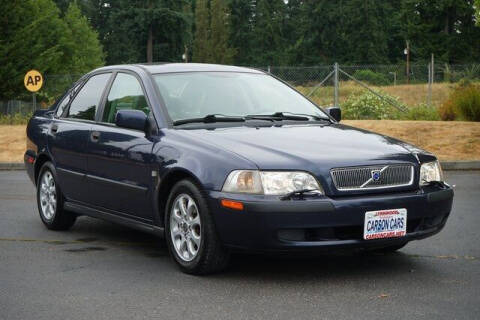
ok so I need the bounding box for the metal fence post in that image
[427,63,433,107]
[431,53,434,84]
[334,62,339,107]
[389,72,397,86]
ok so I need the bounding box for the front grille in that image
[331,164,414,191]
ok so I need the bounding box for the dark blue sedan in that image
[25,63,454,274]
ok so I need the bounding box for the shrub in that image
[353,70,390,86]
[398,104,440,121]
[441,84,480,121]
[342,91,403,120]
[438,101,457,121]
[0,112,32,125]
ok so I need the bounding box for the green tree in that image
[0,0,105,101]
[341,0,390,64]
[251,0,288,66]
[63,2,105,73]
[401,0,480,63]
[283,0,342,65]
[193,0,235,63]
[193,0,210,62]
[229,0,255,65]
[474,0,480,25]
[92,0,191,64]
[0,0,69,100]
[209,0,235,64]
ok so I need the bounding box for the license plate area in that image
[363,208,407,240]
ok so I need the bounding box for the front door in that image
[49,73,112,203]
[86,72,156,221]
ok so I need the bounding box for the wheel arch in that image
[34,153,52,185]
[155,168,205,227]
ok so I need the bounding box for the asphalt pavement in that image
[1,170,479,320]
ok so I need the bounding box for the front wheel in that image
[36,162,76,230]
[165,179,229,275]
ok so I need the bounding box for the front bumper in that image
[208,185,453,252]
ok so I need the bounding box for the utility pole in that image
[405,40,410,84]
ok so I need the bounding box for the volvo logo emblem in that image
[371,170,381,182]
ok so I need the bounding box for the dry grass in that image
[0,125,26,162]
[297,82,454,108]
[380,83,452,108]
[1,122,479,162]
[343,120,480,161]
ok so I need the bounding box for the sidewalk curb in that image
[440,161,480,171]
[0,163,25,170]
[1,161,480,171]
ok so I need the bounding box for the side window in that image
[67,73,111,121]
[55,82,82,117]
[102,73,149,124]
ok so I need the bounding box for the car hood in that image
[181,123,421,171]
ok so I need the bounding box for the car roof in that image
[93,63,265,75]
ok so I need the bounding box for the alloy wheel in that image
[39,170,57,220]
[170,193,202,262]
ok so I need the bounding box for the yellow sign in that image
[24,70,43,92]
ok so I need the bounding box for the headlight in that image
[222,170,263,194]
[222,170,323,195]
[419,161,444,186]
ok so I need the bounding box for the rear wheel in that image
[36,162,76,230]
[165,179,229,275]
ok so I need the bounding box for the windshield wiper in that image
[173,114,245,126]
[246,112,330,122]
[279,112,331,121]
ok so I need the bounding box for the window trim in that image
[96,70,157,131]
[60,71,113,123]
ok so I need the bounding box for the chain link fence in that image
[0,74,81,116]
[263,63,479,111]
[1,64,478,117]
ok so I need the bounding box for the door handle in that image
[91,131,100,142]
[51,124,58,134]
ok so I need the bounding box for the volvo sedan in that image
[25,63,454,274]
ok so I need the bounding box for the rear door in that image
[49,72,112,203]
[85,72,156,221]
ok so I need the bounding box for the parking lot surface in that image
[1,170,479,320]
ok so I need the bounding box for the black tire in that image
[36,162,76,231]
[165,179,229,275]
[372,242,408,253]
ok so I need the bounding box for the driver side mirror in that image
[326,107,341,122]
[115,109,148,132]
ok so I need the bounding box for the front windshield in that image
[153,72,328,122]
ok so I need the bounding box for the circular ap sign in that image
[24,70,43,92]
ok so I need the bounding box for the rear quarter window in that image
[66,73,111,121]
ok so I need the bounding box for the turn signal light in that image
[221,199,244,211]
